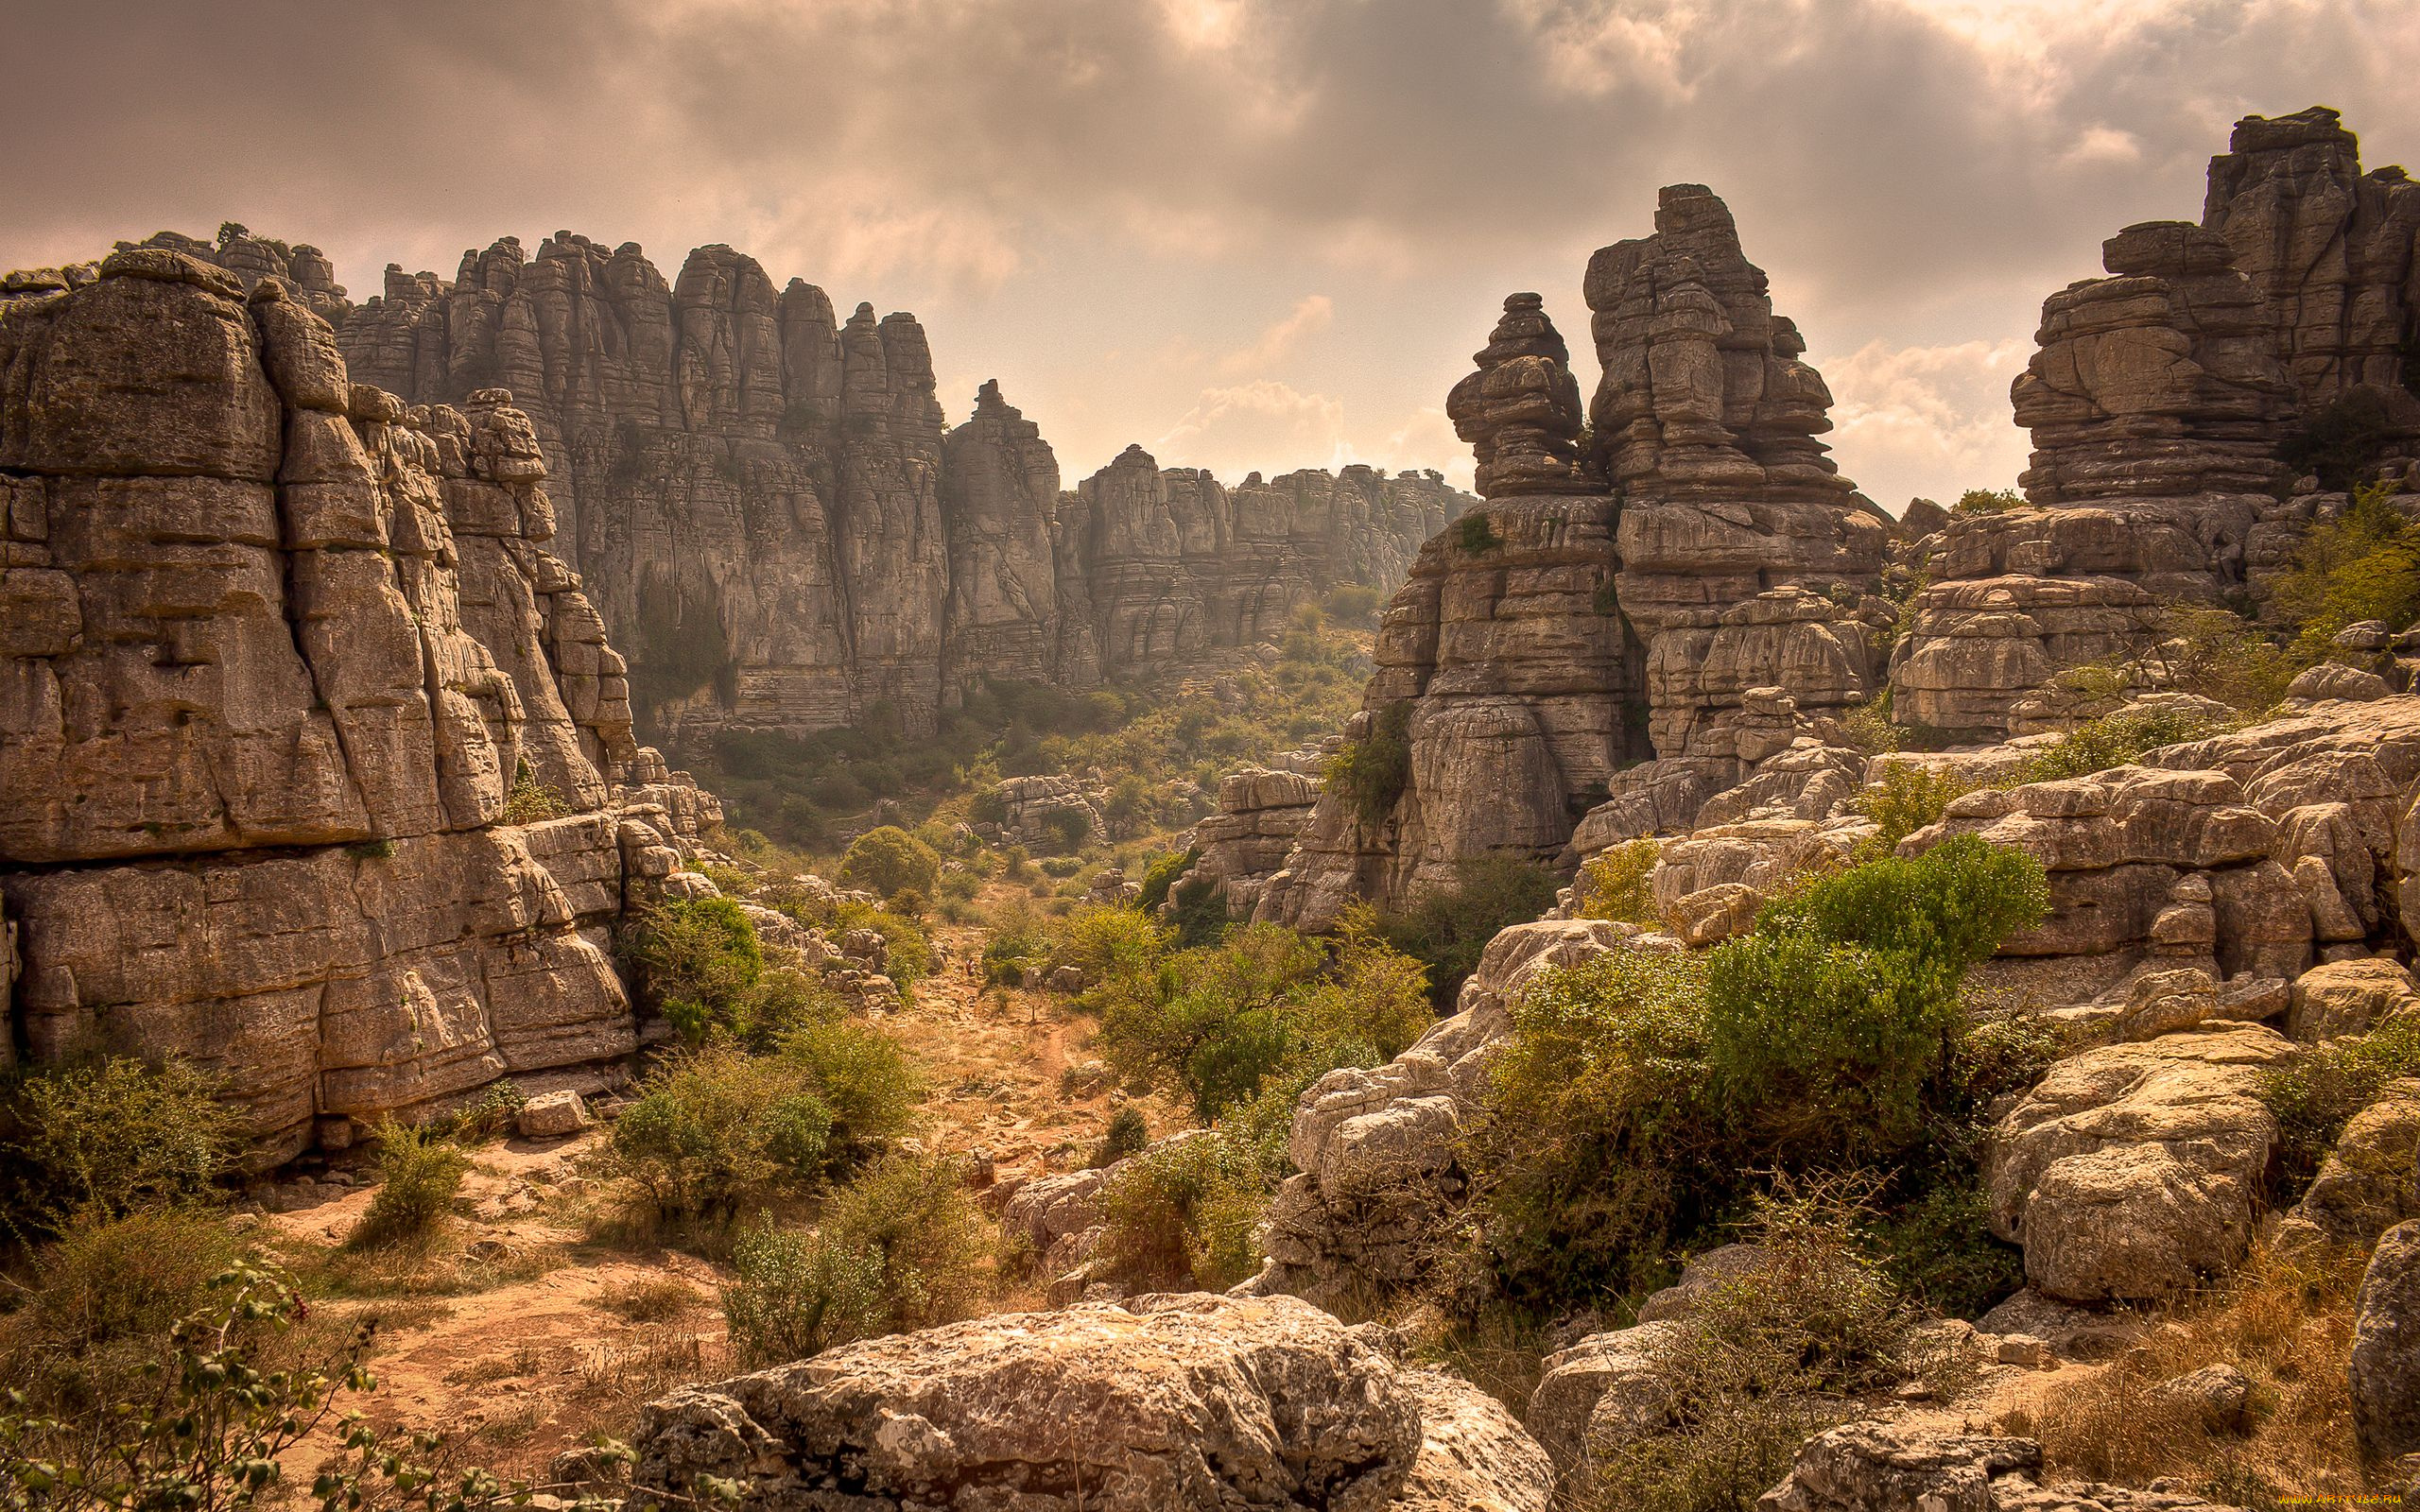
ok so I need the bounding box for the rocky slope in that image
[114,229,1467,740]
[0,248,719,1161]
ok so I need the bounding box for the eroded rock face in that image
[2351,1220,2420,1463]
[1984,1026,2295,1302]
[631,1293,1551,1512]
[1890,108,2420,737]
[0,249,694,1160]
[333,230,1468,737]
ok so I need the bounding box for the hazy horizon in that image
[8,0,2417,512]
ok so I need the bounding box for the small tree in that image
[839,825,942,898]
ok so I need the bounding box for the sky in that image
[5,0,2418,513]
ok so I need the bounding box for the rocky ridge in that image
[0,247,721,1160]
[119,228,1467,739]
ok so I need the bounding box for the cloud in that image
[1155,381,1350,474]
[1219,295,1335,374]
[1822,338,2034,513]
[4,0,2417,503]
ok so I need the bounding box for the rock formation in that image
[192,228,1468,741]
[1892,108,2420,737]
[1240,185,1886,927]
[0,247,716,1161]
[631,1293,1555,1512]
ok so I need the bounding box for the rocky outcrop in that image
[1757,1422,2241,1512]
[0,247,706,1160]
[631,1292,1553,1512]
[316,230,1470,739]
[1243,186,1894,925]
[2352,1219,2420,1463]
[1983,1026,2295,1302]
[1891,108,2420,737]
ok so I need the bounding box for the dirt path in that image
[268,896,1161,1479]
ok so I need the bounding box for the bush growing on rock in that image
[604,1044,841,1228]
[1093,1132,1272,1290]
[1091,1106,1150,1168]
[839,825,942,899]
[719,1155,994,1366]
[1574,839,1662,926]
[2001,703,2232,785]
[1854,763,1972,853]
[0,1056,239,1239]
[1382,855,1562,1005]
[624,895,764,1044]
[2274,479,2420,662]
[1325,701,1413,830]
[2258,1013,2420,1205]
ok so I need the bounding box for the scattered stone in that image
[516,1089,592,1139]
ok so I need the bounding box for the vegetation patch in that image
[1325,700,1413,830]
[1380,855,1561,1006]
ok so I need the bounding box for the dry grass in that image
[596,1274,701,1324]
[2008,1243,2377,1506]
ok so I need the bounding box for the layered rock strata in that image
[1892,108,2420,736]
[0,248,707,1160]
[307,230,1464,737]
[1249,186,1886,926]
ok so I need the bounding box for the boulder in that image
[1526,1321,1686,1484]
[515,1089,591,1139]
[631,1292,1543,1512]
[1985,1027,2294,1301]
[1756,1421,2241,1512]
[2279,1079,2420,1250]
[2352,1220,2420,1463]
[2289,957,2419,1041]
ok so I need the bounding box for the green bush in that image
[2273,479,2420,661]
[499,759,571,824]
[777,1020,922,1159]
[2257,1013,2420,1205]
[839,825,942,898]
[604,1044,839,1225]
[1325,701,1413,831]
[1999,703,2230,787]
[1380,854,1560,1006]
[1053,903,1172,982]
[1134,848,1197,912]
[349,1120,469,1248]
[1855,762,1973,854]
[1952,488,2022,514]
[1091,1106,1150,1168]
[1167,870,1233,949]
[2,1211,239,1402]
[1573,839,1661,925]
[1092,1131,1271,1290]
[720,1155,993,1366]
[0,1057,239,1238]
[1457,512,1504,551]
[625,896,764,1044]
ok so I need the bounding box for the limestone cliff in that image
[1250,190,1887,927]
[1892,108,2420,737]
[0,249,714,1161]
[267,231,1469,739]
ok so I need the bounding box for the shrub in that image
[4,1210,238,1394]
[2273,478,2420,660]
[2280,388,2408,492]
[1134,848,1197,913]
[1053,903,1171,983]
[1322,583,1384,627]
[2257,1013,2420,1204]
[1457,512,1504,552]
[1999,703,2230,786]
[1380,854,1560,1006]
[1952,487,2022,514]
[1573,839,1661,925]
[1590,1186,1927,1512]
[1040,807,1092,853]
[839,825,942,898]
[719,1155,993,1366]
[625,896,764,1044]
[777,1020,922,1159]
[1855,762,1972,854]
[1167,870,1233,949]
[1091,1132,1270,1290]
[350,1120,470,1247]
[1091,1106,1150,1168]
[1325,701,1413,830]
[0,1056,239,1237]
[2145,606,2297,714]
[500,760,570,824]
[1474,949,1725,1304]
[604,1044,838,1225]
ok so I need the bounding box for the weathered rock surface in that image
[1244,919,1641,1305]
[1757,1421,2240,1512]
[2352,1219,2420,1463]
[2278,1078,2420,1252]
[1984,1026,2295,1302]
[1246,184,1885,925]
[0,248,712,1160]
[631,1292,1550,1512]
